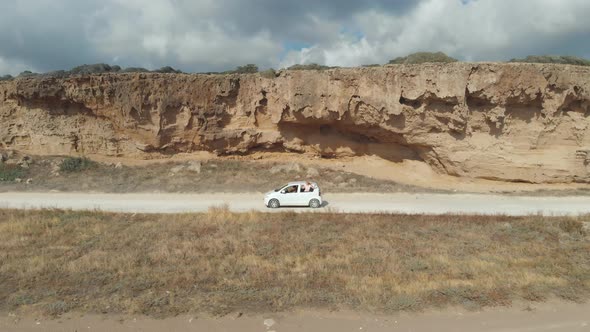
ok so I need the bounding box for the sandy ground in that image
[86,152,590,194]
[1,301,588,332]
[1,192,590,215]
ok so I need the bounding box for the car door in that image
[281,185,299,206]
[296,185,313,206]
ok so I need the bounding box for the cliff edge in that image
[1,63,589,183]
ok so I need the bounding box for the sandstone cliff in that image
[1,63,589,183]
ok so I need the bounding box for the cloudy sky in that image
[1,0,589,75]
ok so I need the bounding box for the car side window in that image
[284,185,298,194]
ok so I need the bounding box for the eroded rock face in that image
[1,63,589,183]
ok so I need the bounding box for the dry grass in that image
[0,209,588,318]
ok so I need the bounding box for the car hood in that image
[264,191,275,196]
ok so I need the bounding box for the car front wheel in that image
[268,199,280,209]
[309,199,321,208]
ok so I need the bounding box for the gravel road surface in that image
[1,192,590,215]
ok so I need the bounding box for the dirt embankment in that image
[1,63,589,184]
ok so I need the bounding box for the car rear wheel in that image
[309,199,321,208]
[268,199,280,209]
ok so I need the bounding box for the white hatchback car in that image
[264,181,322,208]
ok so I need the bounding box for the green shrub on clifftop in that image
[232,64,259,74]
[287,63,334,70]
[260,68,277,79]
[388,52,458,64]
[509,55,590,66]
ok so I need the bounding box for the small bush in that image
[44,70,68,78]
[153,66,183,74]
[509,55,590,66]
[44,300,72,317]
[0,74,13,81]
[385,294,422,312]
[0,164,26,181]
[69,63,121,75]
[559,219,585,235]
[232,64,259,74]
[388,52,458,64]
[18,70,39,78]
[59,157,96,173]
[260,68,277,79]
[287,63,334,71]
[122,67,150,73]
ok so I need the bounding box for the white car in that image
[264,181,322,208]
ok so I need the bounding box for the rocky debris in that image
[14,178,22,183]
[583,221,590,233]
[135,143,155,152]
[1,150,15,162]
[263,318,276,328]
[26,178,33,184]
[576,149,590,164]
[306,167,320,178]
[169,161,202,175]
[576,149,589,158]
[114,162,123,169]
[17,155,32,169]
[169,164,185,174]
[50,160,61,177]
[186,161,202,173]
[1,63,590,183]
[270,162,302,174]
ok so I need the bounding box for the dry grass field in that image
[0,208,588,318]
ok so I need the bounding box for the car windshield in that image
[274,184,289,192]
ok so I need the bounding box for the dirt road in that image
[2,301,589,332]
[1,192,590,215]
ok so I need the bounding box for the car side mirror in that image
[280,190,286,194]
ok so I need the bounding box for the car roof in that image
[286,181,317,186]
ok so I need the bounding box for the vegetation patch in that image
[260,68,277,79]
[509,55,590,66]
[0,209,588,317]
[0,164,26,181]
[59,157,96,173]
[5,53,590,80]
[230,64,259,74]
[388,52,458,64]
[287,63,336,71]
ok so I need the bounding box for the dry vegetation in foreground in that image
[0,209,589,318]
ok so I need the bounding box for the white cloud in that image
[285,0,590,66]
[87,0,282,71]
[0,0,589,74]
[0,57,35,76]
